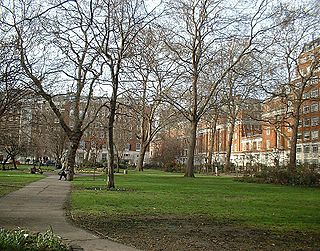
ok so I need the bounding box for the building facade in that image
[158,38,320,168]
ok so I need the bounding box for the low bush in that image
[235,165,320,187]
[80,161,104,169]
[0,228,69,251]
[163,163,185,173]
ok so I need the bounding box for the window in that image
[136,143,141,151]
[303,92,310,99]
[311,103,319,112]
[310,77,319,85]
[266,127,270,135]
[266,140,270,150]
[79,141,85,149]
[101,153,108,161]
[304,145,310,153]
[297,133,302,140]
[311,117,319,126]
[296,147,302,153]
[257,142,261,150]
[311,89,319,98]
[304,118,311,126]
[312,145,318,153]
[311,131,319,140]
[304,106,310,114]
[304,131,310,140]
[125,143,131,151]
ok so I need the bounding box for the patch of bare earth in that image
[71,215,320,251]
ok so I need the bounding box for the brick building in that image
[159,38,320,169]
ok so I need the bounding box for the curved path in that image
[0,175,140,251]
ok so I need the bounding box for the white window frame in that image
[266,140,270,150]
[304,105,310,114]
[311,117,319,126]
[125,143,130,151]
[311,130,319,140]
[304,145,310,153]
[311,89,319,98]
[311,103,319,112]
[266,127,270,135]
[312,145,318,153]
[304,118,311,126]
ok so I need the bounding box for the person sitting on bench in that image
[30,166,43,174]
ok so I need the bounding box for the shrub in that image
[0,228,69,251]
[80,161,104,169]
[163,163,185,173]
[235,165,320,187]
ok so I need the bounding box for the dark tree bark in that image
[224,119,235,173]
[185,120,197,177]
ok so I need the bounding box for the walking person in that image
[59,161,68,180]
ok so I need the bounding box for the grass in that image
[70,169,320,232]
[0,169,44,197]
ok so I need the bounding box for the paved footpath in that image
[0,175,140,251]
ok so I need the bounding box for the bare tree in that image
[2,0,107,180]
[163,0,281,177]
[125,26,177,171]
[0,37,27,119]
[35,104,68,165]
[93,0,160,188]
[0,110,25,170]
[221,46,260,172]
[260,2,320,171]
[151,132,183,171]
[113,110,133,170]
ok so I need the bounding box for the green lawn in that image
[0,170,44,197]
[70,169,320,232]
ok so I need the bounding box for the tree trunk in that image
[107,98,116,189]
[207,120,217,168]
[66,132,82,181]
[12,156,17,169]
[107,140,115,188]
[67,142,78,181]
[288,116,299,172]
[288,99,302,173]
[185,120,197,177]
[224,120,235,173]
[136,82,147,172]
[136,144,147,171]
